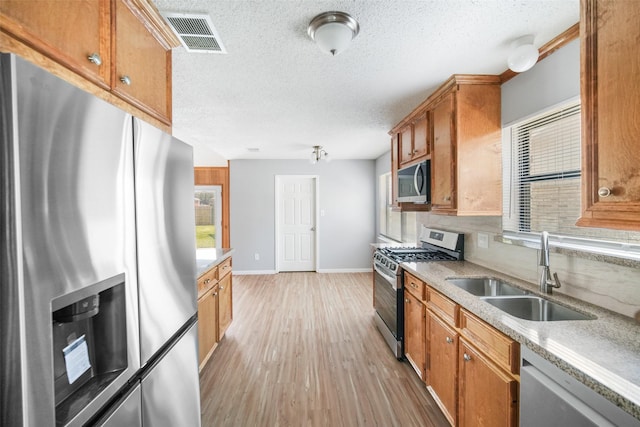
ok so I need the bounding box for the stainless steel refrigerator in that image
[1,53,200,427]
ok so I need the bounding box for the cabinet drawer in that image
[427,287,459,327]
[459,309,520,375]
[404,271,425,301]
[197,266,218,297]
[218,257,232,278]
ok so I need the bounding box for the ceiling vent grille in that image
[161,12,227,53]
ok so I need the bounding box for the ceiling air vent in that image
[161,12,227,53]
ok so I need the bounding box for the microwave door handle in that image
[414,164,424,195]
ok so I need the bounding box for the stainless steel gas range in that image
[372,227,464,358]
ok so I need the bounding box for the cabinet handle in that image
[87,53,102,66]
[443,196,451,202]
[446,337,453,344]
[598,187,611,198]
[204,278,210,284]
[120,75,132,85]
[405,298,410,303]
[219,286,224,290]
[463,353,472,362]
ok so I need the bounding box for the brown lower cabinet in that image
[419,283,519,427]
[458,337,519,427]
[198,284,219,368]
[427,311,458,426]
[217,269,233,339]
[197,256,233,370]
[404,289,426,380]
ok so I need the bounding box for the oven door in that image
[373,263,403,358]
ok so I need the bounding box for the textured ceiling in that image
[152,0,579,163]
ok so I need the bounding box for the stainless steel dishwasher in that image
[520,347,639,427]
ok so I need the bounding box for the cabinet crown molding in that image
[389,74,501,135]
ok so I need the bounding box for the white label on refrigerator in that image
[63,335,91,384]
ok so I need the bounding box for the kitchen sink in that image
[482,296,596,321]
[446,277,529,297]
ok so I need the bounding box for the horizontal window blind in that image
[503,103,640,244]
[503,104,581,235]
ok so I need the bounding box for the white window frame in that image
[501,99,640,262]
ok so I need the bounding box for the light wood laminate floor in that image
[200,272,449,427]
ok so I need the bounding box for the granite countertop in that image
[401,260,640,420]
[196,248,234,277]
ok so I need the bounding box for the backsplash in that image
[417,213,640,320]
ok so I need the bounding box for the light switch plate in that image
[477,232,489,249]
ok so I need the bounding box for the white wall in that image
[230,159,376,272]
[415,39,640,319]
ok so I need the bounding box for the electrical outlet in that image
[477,232,489,249]
[254,253,260,261]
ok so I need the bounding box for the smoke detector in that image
[161,12,227,53]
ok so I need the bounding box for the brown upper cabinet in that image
[0,0,179,127]
[430,77,502,215]
[577,0,640,230]
[399,112,430,167]
[390,75,502,215]
[114,0,173,124]
[0,0,112,88]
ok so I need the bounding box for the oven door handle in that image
[374,264,399,290]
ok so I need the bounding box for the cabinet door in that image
[391,134,399,206]
[197,286,218,369]
[0,0,110,87]
[412,113,429,159]
[432,93,455,211]
[399,124,414,165]
[578,0,640,230]
[218,273,232,340]
[404,289,426,380]
[428,312,458,426]
[458,338,518,427]
[114,0,171,124]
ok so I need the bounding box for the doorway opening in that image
[195,186,222,253]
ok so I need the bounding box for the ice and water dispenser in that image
[51,274,128,425]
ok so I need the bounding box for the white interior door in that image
[276,176,317,272]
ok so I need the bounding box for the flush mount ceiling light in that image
[307,11,360,56]
[507,35,539,73]
[310,146,330,164]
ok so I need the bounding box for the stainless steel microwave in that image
[397,161,430,203]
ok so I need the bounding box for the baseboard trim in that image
[233,268,372,275]
[233,270,278,275]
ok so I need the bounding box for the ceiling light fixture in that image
[507,35,539,73]
[310,146,330,164]
[307,11,360,56]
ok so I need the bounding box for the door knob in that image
[310,227,316,231]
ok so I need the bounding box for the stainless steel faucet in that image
[539,231,561,294]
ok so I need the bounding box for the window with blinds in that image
[502,101,640,249]
[503,103,582,235]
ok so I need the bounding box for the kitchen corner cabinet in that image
[404,272,426,380]
[197,256,233,370]
[577,0,640,230]
[430,77,502,216]
[0,0,178,127]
